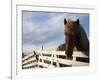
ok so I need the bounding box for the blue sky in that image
[22,11,89,53]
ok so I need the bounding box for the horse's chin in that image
[65,50,73,59]
[73,47,78,51]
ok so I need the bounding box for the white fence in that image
[22,53,38,69]
[37,50,89,68]
[22,51,89,69]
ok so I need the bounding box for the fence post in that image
[73,56,76,61]
[51,52,54,67]
[37,53,40,68]
[53,51,59,67]
[41,50,44,68]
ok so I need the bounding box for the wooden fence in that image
[36,50,89,68]
[22,53,38,69]
[22,50,89,69]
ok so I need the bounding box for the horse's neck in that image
[77,26,89,51]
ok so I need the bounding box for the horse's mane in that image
[77,24,89,52]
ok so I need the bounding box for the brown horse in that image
[57,18,89,59]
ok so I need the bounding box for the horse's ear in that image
[64,18,67,24]
[76,19,79,24]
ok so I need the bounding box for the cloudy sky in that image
[22,11,89,53]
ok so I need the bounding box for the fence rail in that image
[22,50,89,69]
